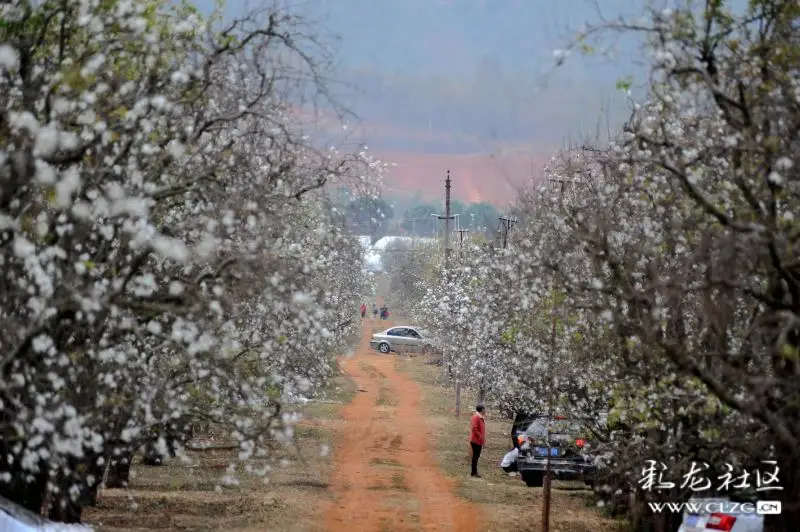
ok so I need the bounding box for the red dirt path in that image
[324,323,481,532]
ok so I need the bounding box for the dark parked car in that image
[510,411,537,448]
[516,416,596,488]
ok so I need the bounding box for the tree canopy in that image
[0,0,375,522]
[386,1,800,530]
[346,196,393,238]
[399,200,500,237]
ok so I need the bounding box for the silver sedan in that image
[369,326,433,354]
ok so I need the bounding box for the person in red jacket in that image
[469,404,486,477]
[359,303,367,319]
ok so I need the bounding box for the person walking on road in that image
[372,303,378,319]
[360,303,367,319]
[469,404,486,478]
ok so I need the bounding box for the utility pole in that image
[443,172,458,417]
[498,215,516,249]
[432,171,459,416]
[432,174,455,267]
[541,177,568,532]
[444,171,452,268]
[455,228,470,254]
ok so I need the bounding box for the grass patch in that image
[358,361,386,380]
[302,374,357,421]
[388,434,403,450]
[370,458,404,468]
[375,380,398,407]
[294,424,329,440]
[367,478,409,492]
[396,354,627,532]
[85,373,356,532]
[390,472,407,490]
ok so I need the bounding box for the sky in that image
[195,0,648,204]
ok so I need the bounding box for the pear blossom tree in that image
[417,143,762,529]
[461,155,618,429]
[410,3,800,527]
[0,0,375,523]
[381,238,440,317]
[447,0,798,528]
[416,246,506,401]
[555,1,800,529]
[522,148,757,530]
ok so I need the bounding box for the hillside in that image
[375,151,550,205]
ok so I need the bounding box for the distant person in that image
[380,305,389,320]
[360,303,367,319]
[372,303,378,319]
[500,446,519,476]
[469,404,486,478]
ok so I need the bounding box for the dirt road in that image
[324,323,480,532]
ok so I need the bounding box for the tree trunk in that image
[47,492,82,523]
[0,441,48,513]
[628,488,685,532]
[142,439,165,466]
[763,449,799,532]
[141,421,193,466]
[84,452,107,506]
[105,446,134,489]
[47,449,106,523]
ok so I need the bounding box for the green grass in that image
[370,458,404,468]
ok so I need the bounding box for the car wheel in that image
[522,471,544,487]
[378,342,390,354]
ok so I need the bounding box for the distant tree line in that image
[400,201,499,237]
[334,188,502,241]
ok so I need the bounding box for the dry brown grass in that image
[396,355,627,532]
[80,335,627,532]
[83,374,356,531]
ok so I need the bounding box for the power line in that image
[455,228,470,254]
[498,215,516,249]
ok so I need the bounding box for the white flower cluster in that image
[400,1,799,526]
[0,0,377,521]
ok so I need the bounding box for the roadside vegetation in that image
[0,0,374,524]
[83,373,356,531]
[397,355,624,532]
[3,0,798,531]
[385,2,800,531]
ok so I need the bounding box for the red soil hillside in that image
[374,151,550,205]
